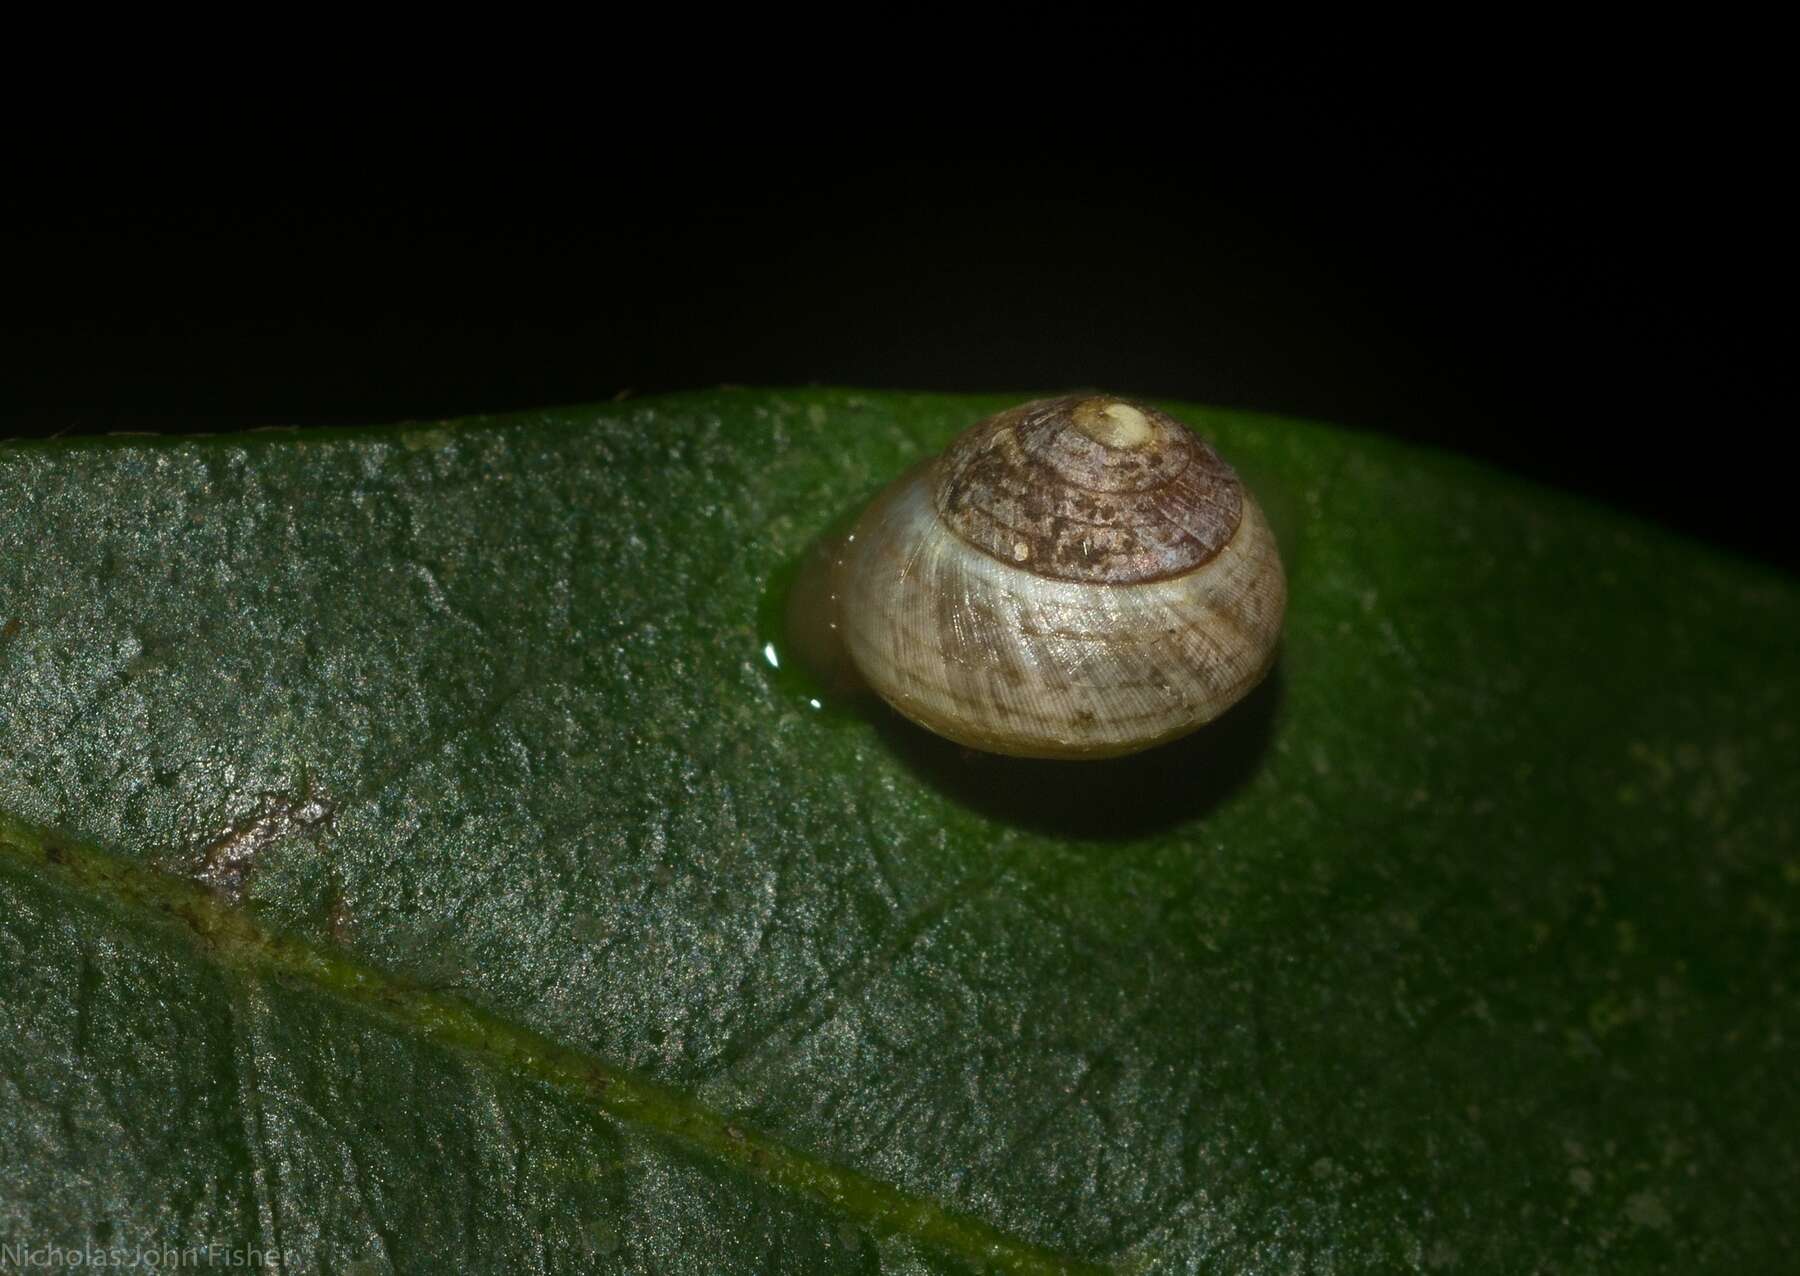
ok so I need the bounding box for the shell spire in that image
[932,395,1244,584]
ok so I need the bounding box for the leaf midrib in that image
[0,813,1108,1276]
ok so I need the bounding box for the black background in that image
[4,113,1787,572]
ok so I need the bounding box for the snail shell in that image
[825,394,1285,759]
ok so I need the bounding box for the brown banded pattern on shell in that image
[835,396,1286,759]
[932,395,1243,584]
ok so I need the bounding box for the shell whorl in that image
[834,395,1286,760]
[932,395,1243,585]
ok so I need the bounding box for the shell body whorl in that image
[836,395,1285,759]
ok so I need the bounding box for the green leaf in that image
[2,390,1795,1274]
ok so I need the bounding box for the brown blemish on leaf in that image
[190,789,334,901]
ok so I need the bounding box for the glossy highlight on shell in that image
[812,395,1286,759]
